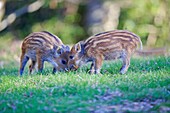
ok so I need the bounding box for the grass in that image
[0,56,170,113]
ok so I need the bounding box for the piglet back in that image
[22,31,63,50]
[85,30,142,51]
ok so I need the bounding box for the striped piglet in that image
[68,30,142,74]
[19,31,70,76]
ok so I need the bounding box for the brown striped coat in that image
[68,30,142,74]
[19,31,70,75]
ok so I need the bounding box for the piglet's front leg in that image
[37,52,44,73]
[29,60,36,74]
[93,54,104,74]
[89,62,95,74]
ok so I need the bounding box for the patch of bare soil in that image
[91,99,169,113]
[90,90,169,113]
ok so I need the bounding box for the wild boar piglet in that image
[19,31,70,76]
[68,30,142,74]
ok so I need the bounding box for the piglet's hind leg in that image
[120,52,131,74]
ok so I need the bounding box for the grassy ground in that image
[0,55,170,113]
[0,40,170,113]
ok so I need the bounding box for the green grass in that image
[0,56,170,113]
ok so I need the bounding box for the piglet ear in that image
[62,45,70,52]
[65,45,70,52]
[57,48,64,55]
[75,42,81,53]
[52,45,58,54]
[52,45,60,58]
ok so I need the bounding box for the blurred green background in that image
[0,0,170,47]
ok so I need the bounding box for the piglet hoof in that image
[94,70,101,75]
[120,70,126,74]
[89,70,95,74]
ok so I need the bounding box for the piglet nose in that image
[69,64,74,70]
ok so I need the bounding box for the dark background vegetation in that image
[0,0,170,47]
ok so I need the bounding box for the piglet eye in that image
[58,51,61,54]
[69,55,74,59]
[61,60,66,64]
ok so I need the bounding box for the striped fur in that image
[68,30,143,74]
[19,31,70,76]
